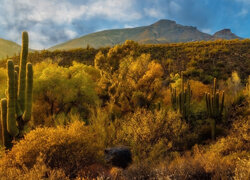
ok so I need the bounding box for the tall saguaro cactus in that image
[205,78,224,140]
[171,72,192,120]
[19,31,29,112]
[0,31,33,148]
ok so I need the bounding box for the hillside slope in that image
[0,38,21,59]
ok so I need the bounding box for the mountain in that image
[49,20,211,50]
[49,19,242,51]
[212,29,242,40]
[0,38,21,59]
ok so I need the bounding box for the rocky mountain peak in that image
[213,29,241,40]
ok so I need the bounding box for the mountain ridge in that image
[0,19,243,56]
[49,19,242,51]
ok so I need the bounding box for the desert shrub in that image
[121,163,160,179]
[0,156,69,180]
[163,110,249,179]
[0,121,104,178]
[189,80,210,101]
[89,107,119,148]
[166,150,211,180]
[244,75,250,102]
[33,60,100,126]
[234,156,250,180]
[116,109,188,162]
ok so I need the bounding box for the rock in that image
[104,146,132,169]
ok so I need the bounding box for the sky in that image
[0,0,249,49]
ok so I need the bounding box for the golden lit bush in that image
[117,109,188,162]
[0,121,104,178]
[234,156,250,180]
[0,156,69,180]
[189,80,210,101]
[33,60,100,126]
[89,107,119,148]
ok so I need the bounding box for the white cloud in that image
[238,8,248,16]
[0,0,142,49]
[144,8,164,18]
[87,0,142,21]
[169,1,181,13]
[64,29,78,39]
[124,24,136,28]
[4,0,141,23]
[201,28,212,34]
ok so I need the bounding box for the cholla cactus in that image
[205,78,224,140]
[0,32,33,148]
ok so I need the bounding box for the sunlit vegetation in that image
[0,35,249,179]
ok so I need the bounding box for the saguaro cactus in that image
[171,72,192,120]
[19,31,29,112]
[0,31,33,148]
[205,78,224,140]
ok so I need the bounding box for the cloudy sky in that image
[0,0,249,49]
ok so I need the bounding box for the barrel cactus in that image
[0,31,33,148]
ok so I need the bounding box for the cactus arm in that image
[213,78,217,97]
[7,60,19,137]
[18,31,29,112]
[14,71,18,103]
[1,98,13,148]
[181,72,184,92]
[220,91,224,115]
[0,99,7,146]
[23,63,33,122]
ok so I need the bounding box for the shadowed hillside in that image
[4,39,249,83]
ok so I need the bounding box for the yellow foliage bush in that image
[189,80,210,101]
[0,121,105,178]
[117,109,188,162]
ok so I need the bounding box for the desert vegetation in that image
[0,32,249,179]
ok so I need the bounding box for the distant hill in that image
[49,19,242,50]
[0,38,21,59]
[212,29,242,40]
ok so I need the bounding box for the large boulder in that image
[104,146,132,169]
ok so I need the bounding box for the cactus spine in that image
[0,31,33,148]
[171,72,192,120]
[205,78,224,140]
